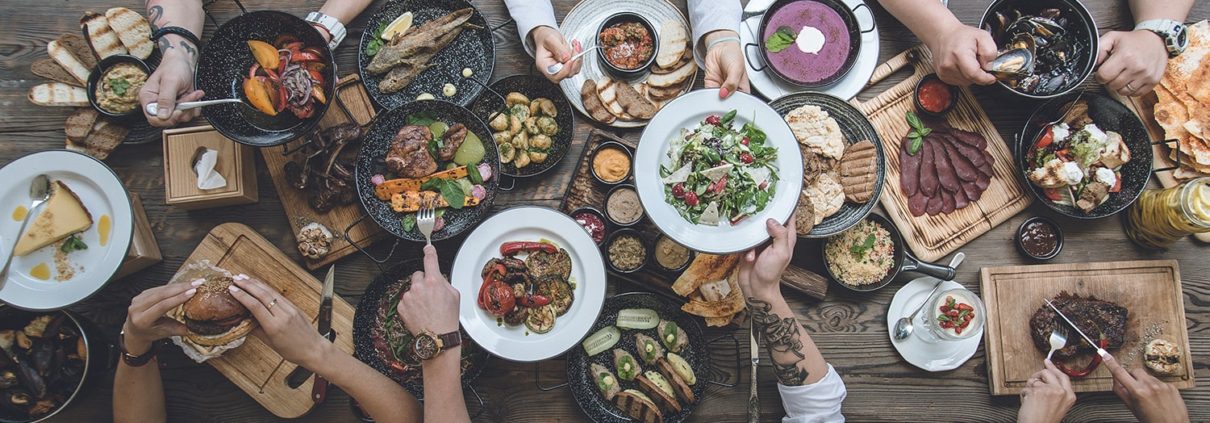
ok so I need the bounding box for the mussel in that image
[0,371,17,389]
[986,48,1035,80]
[0,388,32,414]
[984,6,1084,95]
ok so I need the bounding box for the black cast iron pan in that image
[468,74,575,186]
[744,0,874,88]
[824,213,955,292]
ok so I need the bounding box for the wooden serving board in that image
[1113,91,1210,242]
[174,223,357,418]
[850,46,1032,262]
[980,260,1194,396]
[558,130,829,302]
[262,74,386,269]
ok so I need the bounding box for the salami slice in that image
[900,136,922,197]
[919,139,939,197]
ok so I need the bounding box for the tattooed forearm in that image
[147,5,165,31]
[749,298,809,385]
[179,40,197,62]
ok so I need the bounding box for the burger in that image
[180,274,257,346]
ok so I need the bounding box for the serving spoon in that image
[145,98,244,116]
[0,175,51,283]
[546,43,600,75]
[893,252,964,341]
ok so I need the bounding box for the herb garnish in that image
[110,78,131,96]
[61,235,88,253]
[850,234,876,259]
[421,178,466,210]
[765,27,797,53]
[366,21,389,57]
[905,111,933,155]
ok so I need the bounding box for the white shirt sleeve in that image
[504,0,559,57]
[687,0,742,68]
[776,364,847,423]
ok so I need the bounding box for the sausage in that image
[919,138,940,197]
[940,135,979,182]
[900,136,922,197]
[931,137,961,193]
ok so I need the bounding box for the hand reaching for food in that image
[122,280,200,355]
[702,30,749,98]
[736,218,796,302]
[534,26,582,83]
[397,245,461,335]
[1017,360,1076,423]
[1103,353,1190,423]
[138,47,204,127]
[924,22,998,87]
[226,276,328,368]
[1095,30,1168,97]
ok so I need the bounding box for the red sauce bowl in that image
[914,74,958,116]
[595,12,659,79]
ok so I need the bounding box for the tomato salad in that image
[477,241,576,334]
[599,22,654,70]
[242,35,328,119]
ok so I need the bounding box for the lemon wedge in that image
[381,12,413,41]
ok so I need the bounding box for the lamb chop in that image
[1029,292,1127,360]
[283,123,363,212]
[386,125,437,178]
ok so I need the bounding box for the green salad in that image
[659,110,779,226]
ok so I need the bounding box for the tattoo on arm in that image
[749,298,809,385]
[180,41,197,63]
[147,5,165,31]
[157,37,173,52]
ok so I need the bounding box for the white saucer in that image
[887,277,983,372]
[741,0,880,101]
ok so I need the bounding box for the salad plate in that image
[451,206,607,362]
[635,89,803,254]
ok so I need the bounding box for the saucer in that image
[888,277,983,371]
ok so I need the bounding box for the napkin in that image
[194,148,227,190]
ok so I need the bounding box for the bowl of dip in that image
[747,0,872,87]
[591,141,633,185]
[87,55,151,119]
[605,184,644,227]
[605,228,649,274]
[596,12,659,79]
[571,206,609,246]
[914,74,958,116]
[918,288,985,343]
[1016,216,1063,260]
[653,234,694,274]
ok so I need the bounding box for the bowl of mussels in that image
[0,307,102,422]
[979,0,1097,99]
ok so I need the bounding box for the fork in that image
[1045,327,1068,361]
[416,196,436,246]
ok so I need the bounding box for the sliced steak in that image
[437,123,467,161]
[1029,292,1128,359]
[919,139,939,197]
[953,186,970,210]
[944,127,987,150]
[899,136,922,197]
[925,192,944,215]
[944,133,986,167]
[962,177,985,202]
[940,190,956,213]
[931,138,961,193]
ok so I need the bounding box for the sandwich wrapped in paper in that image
[167,260,257,362]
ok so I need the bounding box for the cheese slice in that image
[699,163,733,182]
[661,163,693,184]
[14,181,93,256]
[699,202,720,226]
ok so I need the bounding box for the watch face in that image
[413,335,439,359]
[1176,26,1188,47]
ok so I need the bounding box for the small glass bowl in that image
[917,288,986,343]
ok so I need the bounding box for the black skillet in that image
[357,0,494,109]
[824,213,955,292]
[354,99,500,242]
[352,257,487,400]
[1015,91,1153,219]
[744,0,874,88]
[195,10,336,147]
[468,74,575,186]
[567,292,709,423]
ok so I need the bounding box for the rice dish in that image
[825,219,894,285]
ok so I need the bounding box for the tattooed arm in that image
[138,0,205,127]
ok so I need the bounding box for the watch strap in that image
[151,26,201,49]
[1135,19,1186,57]
[306,12,346,50]
[438,331,462,349]
[119,330,162,367]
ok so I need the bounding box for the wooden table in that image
[1,0,1207,421]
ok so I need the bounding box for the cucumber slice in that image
[453,131,486,165]
[582,326,620,356]
[616,308,659,330]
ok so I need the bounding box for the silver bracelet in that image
[705,36,741,51]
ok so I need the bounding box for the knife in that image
[1044,298,1109,358]
[285,265,337,401]
[747,321,760,423]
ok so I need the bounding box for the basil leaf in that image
[919,127,932,138]
[439,180,465,210]
[909,136,924,155]
[764,27,797,53]
[721,109,737,126]
[905,111,923,131]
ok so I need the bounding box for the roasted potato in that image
[489,113,509,131]
[529,150,548,163]
[538,98,557,117]
[509,104,530,120]
[511,131,529,150]
[506,92,530,107]
[492,131,512,145]
[499,142,516,163]
[537,116,558,136]
[529,98,542,116]
[523,117,541,135]
[514,151,531,168]
[530,134,552,150]
[509,115,522,134]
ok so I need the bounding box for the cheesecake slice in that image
[14,180,93,256]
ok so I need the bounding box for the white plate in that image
[888,277,983,372]
[634,89,803,254]
[451,206,607,362]
[0,151,134,310]
[741,0,880,101]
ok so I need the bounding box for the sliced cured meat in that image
[961,179,984,203]
[931,138,961,193]
[977,158,994,178]
[899,136,922,197]
[953,186,970,210]
[941,190,956,213]
[919,139,939,197]
[908,191,929,216]
[976,172,991,191]
[944,127,987,149]
[945,134,986,167]
[926,193,944,215]
[940,137,979,182]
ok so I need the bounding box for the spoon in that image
[893,252,965,340]
[145,98,244,116]
[546,43,599,75]
[0,175,51,282]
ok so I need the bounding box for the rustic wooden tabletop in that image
[0,0,1206,422]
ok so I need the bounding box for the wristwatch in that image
[306,12,347,50]
[1135,19,1188,58]
[410,330,461,360]
[119,329,162,367]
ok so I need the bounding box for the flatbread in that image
[785,105,845,160]
[671,254,740,297]
[803,172,844,225]
[656,21,688,69]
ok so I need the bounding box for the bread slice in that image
[65,108,99,142]
[106,7,153,59]
[596,79,631,120]
[28,83,89,107]
[614,81,657,120]
[653,47,692,74]
[580,79,615,124]
[81,11,128,58]
[31,58,82,87]
[647,82,684,101]
[47,40,91,85]
[636,374,682,413]
[66,118,127,160]
[58,34,98,70]
[647,59,696,88]
[656,21,688,69]
[613,390,663,423]
[657,358,696,404]
[671,253,740,296]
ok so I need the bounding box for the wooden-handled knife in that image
[284,265,336,402]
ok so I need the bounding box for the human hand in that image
[1096,30,1169,97]
[736,218,796,302]
[1103,353,1190,423]
[924,22,998,86]
[122,280,202,355]
[139,45,204,127]
[533,26,582,83]
[396,245,460,335]
[227,276,329,368]
[702,30,749,98]
[1017,360,1076,423]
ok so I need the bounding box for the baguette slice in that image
[657,358,696,404]
[65,108,100,142]
[47,40,91,85]
[636,374,682,413]
[81,11,128,59]
[31,58,82,87]
[58,34,98,70]
[66,118,127,160]
[106,8,153,59]
[647,60,696,88]
[655,21,688,68]
[28,83,89,107]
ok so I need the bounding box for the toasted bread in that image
[794,190,817,235]
[57,34,98,70]
[653,48,692,74]
[47,40,91,85]
[657,358,696,404]
[672,254,740,296]
[656,21,689,69]
[647,60,696,88]
[81,11,128,58]
[596,78,630,120]
[31,58,82,87]
[635,374,681,413]
[580,79,615,124]
[647,81,684,101]
[614,81,657,120]
[65,108,99,142]
[614,390,663,423]
[106,8,153,59]
[66,118,127,160]
[28,83,89,107]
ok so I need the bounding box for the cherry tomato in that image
[1043,188,1064,202]
[684,191,699,207]
[704,115,720,125]
[741,136,750,146]
[1036,127,1054,149]
[671,183,686,198]
[740,152,754,164]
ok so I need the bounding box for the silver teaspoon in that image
[0,175,51,282]
[893,252,965,340]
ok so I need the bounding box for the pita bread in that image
[656,21,688,69]
[804,172,844,225]
[703,316,734,327]
[786,105,846,159]
[671,254,740,297]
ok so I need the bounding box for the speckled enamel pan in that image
[469,74,575,179]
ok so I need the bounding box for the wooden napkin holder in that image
[115,193,162,279]
[162,125,258,210]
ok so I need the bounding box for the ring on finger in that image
[267,298,278,310]
[1125,82,1136,93]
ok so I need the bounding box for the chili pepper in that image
[499,241,557,256]
[1054,338,1110,378]
[1036,127,1054,149]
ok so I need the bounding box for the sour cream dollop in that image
[1060,161,1084,185]
[1095,167,1117,187]
[795,26,826,54]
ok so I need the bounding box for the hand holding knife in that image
[285,265,337,402]
[1044,298,1109,359]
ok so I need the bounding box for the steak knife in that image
[1044,298,1108,357]
[748,322,760,423]
[284,265,337,401]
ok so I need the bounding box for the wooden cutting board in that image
[174,223,357,418]
[850,46,1032,262]
[262,74,386,269]
[1113,91,1210,242]
[980,260,1194,396]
